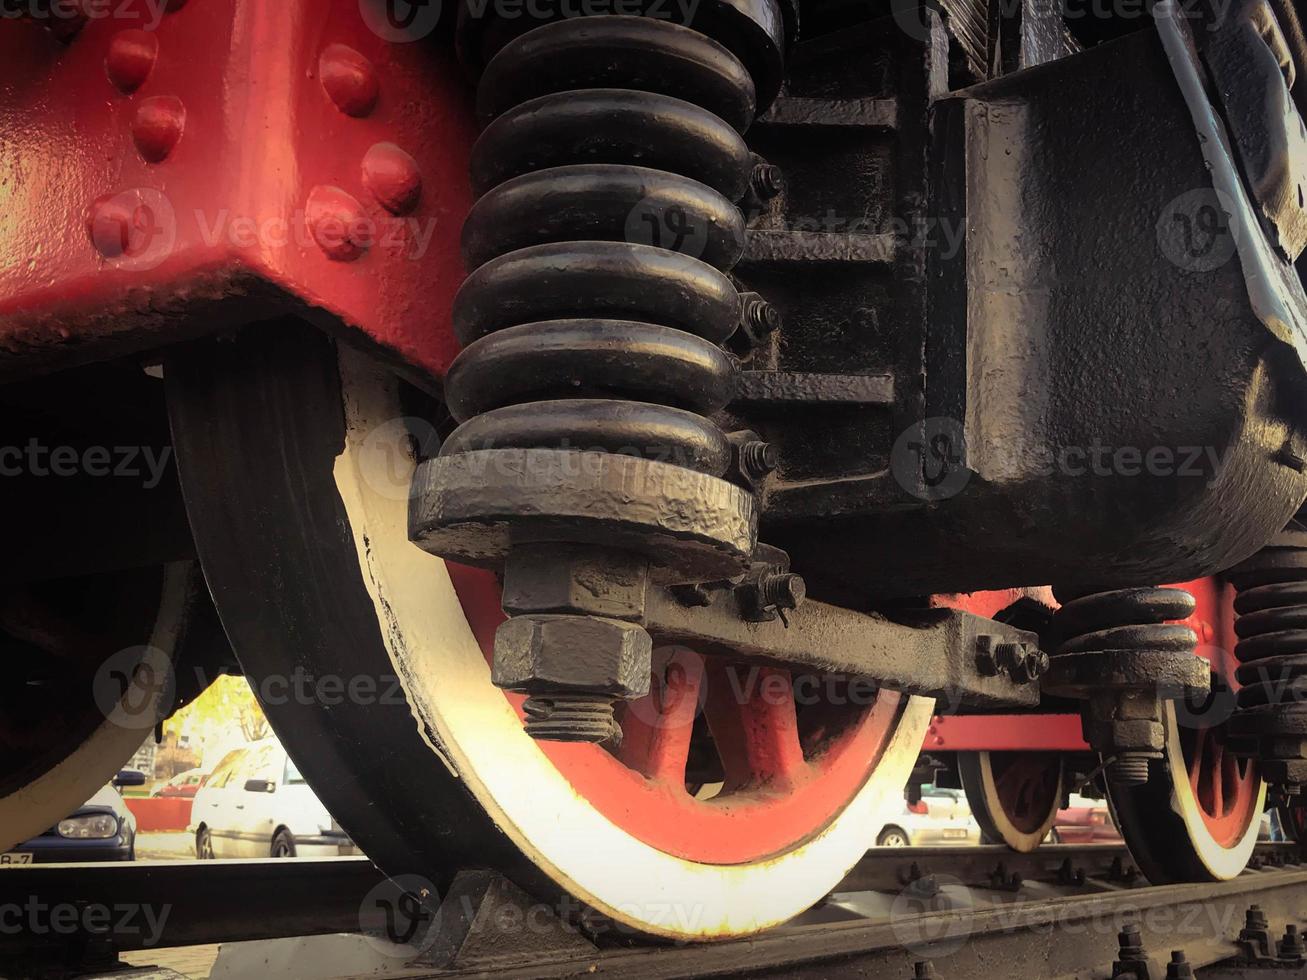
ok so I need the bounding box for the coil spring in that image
[1051,587,1198,660]
[1051,585,1198,785]
[441,11,780,477]
[1228,513,1307,735]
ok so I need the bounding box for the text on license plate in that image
[0,853,32,865]
[942,829,967,838]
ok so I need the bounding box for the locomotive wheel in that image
[958,751,1064,852]
[0,562,201,852]
[165,323,933,941]
[1109,701,1264,882]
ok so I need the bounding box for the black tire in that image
[877,826,910,847]
[271,829,297,858]
[195,826,214,860]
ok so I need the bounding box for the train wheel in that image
[1109,701,1264,881]
[165,323,933,942]
[0,562,203,852]
[958,751,1063,852]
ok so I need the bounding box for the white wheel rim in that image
[972,751,1062,853]
[1161,702,1265,879]
[331,350,934,940]
[0,562,192,853]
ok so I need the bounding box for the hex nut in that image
[492,614,652,699]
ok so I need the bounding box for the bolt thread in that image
[759,572,805,609]
[1110,753,1152,786]
[523,693,620,745]
[743,294,781,337]
[750,163,784,199]
[741,441,778,478]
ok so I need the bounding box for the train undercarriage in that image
[5,0,1307,948]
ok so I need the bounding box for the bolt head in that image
[492,614,652,699]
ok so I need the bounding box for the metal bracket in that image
[643,587,1041,709]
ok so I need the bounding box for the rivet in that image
[132,95,186,163]
[362,143,422,215]
[306,186,369,262]
[86,193,135,258]
[319,44,378,118]
[106,30,158,94]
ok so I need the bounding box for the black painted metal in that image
[641,585,1042,708]
[1228,511,1307,788]
[730,18,1307,604]
[1045,586,1206,785]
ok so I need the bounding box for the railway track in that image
[7,843,1307,979]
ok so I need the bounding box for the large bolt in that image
[1165,950,1193,979]
[739,292,782,346]
[1110,753,1153,786]
[1279,924,1305,961]
[758,572,806,613]
[750,162,785,200]
[740,441,779,480]
[492,613,652,746]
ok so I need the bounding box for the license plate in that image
[0,853,32,866]
[942,828,967,839]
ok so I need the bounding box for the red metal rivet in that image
[307,186,369,262]
[319,44,378,118]
[362,143,422,215]
[87,194,135,258]
[106,30,159,95]
[132,95,186,163]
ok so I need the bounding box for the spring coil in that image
[442,11,779,477]
[1229,514,1307,715]
[1051,587,1198,660]
[1050,585,1198,785]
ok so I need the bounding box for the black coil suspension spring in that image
[1050,586,1199,785]
[442,9,782,478]
[1228,511,1307,786]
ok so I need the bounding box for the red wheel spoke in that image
[703,663,806,790]
[619,650,704,785]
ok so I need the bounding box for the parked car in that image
[153,768,208,799]
[1050,793,1122,844]
[3,771,143,864]
[190,738,357,859]
[877,788,982,847]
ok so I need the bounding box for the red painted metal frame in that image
[0,0,475,380]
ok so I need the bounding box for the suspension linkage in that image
[641,586,1043,709]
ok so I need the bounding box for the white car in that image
[190,738,356,859]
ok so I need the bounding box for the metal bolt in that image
[912,962,936,979]
[522,693,623,747]
[1276,445,1307,472]
[758,572,805,613]
[1117,922,1146,962]
[750,162,785,200]
[741,441,779,479]
[1246,905,1269,931]
[1279,923,1305,960]
[739,292,782,345]
[1110,753,1153,786]
[1165,950,1193,979]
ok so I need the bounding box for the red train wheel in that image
[958,751,1063,852]
[1109,702,1264,882]
[166,324,934,940]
